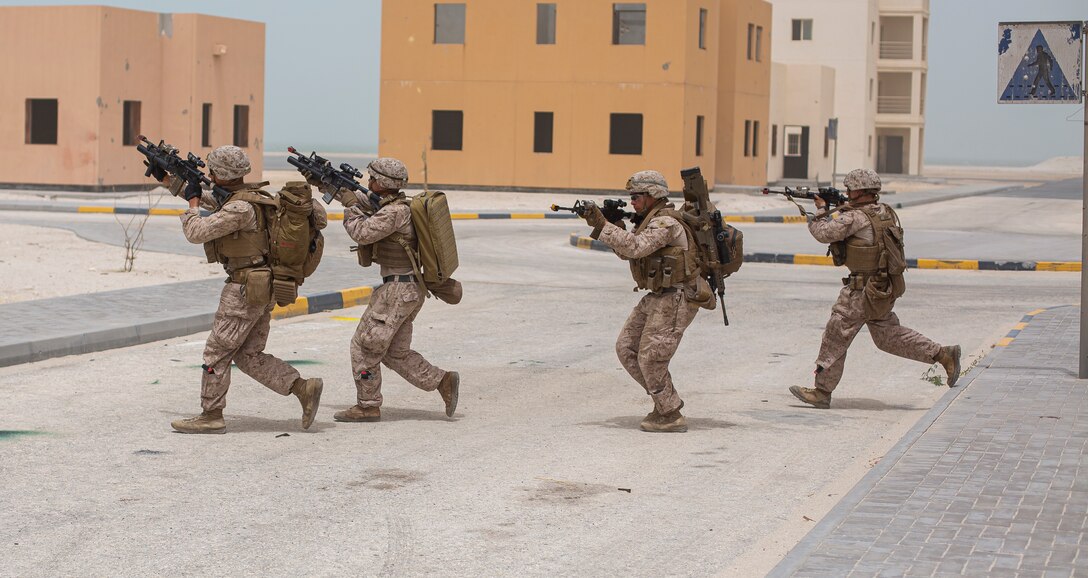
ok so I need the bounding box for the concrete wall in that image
[715,0,772,185]
[767,62,835,182]
[380,0,770,191]
[0,6,264,190]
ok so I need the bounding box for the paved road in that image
[0,224,1079,575]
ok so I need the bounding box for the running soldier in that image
[163,146,327,433]
[790,168,961,409]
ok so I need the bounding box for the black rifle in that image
[136,136,230,205]
[550,198,634,239]
[286,147,375,206]
[681,166,732,326]
[761,185,848,216]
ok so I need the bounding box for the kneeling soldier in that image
[310,158,459,422]
[168,146,326,433]
[582,170,705,433]
[790,168,961,409]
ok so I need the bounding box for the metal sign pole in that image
[1082,22,1088,378]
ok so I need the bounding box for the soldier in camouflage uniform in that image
[160,146,327,434]
[790,168,961,409]
[308,158,459,423]
[582,170,706,433]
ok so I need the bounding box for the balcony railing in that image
[877,95,912,114]
[880,40,913,59]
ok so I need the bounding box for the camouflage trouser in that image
[350,281,446,408]
[814,287,941,393]
[616,290,700,414]
[201,283,299,411]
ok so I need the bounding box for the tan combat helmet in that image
[625,170,669,199]
[842,168,881,193]
[206,145,252,181]
[367,157,409,190]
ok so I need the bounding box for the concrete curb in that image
[767,305,1070,577]
[567,233,1082,272]
[0,285,374,368]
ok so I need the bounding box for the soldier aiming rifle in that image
[550,199,635,239]
[137,136,230,205]
[762,185,848,217]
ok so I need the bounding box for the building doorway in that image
[877,135,904,174]
[783,125,809,179]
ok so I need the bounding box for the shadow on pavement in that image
[323,404,453,422]
[580,415,736,431]
[818,397,925,411]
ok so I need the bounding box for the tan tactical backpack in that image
[409,190,459,285]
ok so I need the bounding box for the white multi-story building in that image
[766,0,928,181]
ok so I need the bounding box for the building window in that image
[756,26,763,61]
[122,100,141,146]
[743,120,751,157]
[433,110,464,150]
[612,3,646,45]
[537,4,556,45]
[698,9,707,49]
[823,127,829,158]
[534,112,553,153]
[695,115,704,157]
[771,124,777,156]
[785,127,802,157]
[870,21,875,45]
[233,105,249,147]
[868,135,873,157]
[434,3,466,44]
[25,98,58,145]
[202,103,212,148]
[752,120,760,157]
[747,24,754,59]
[791,18,812,41]
[609,113,643,155]
[869,78,874,102]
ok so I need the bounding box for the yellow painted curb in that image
[916,259,980,270]
[77,206,113,213]
[1036,262,1081,272]
[793,254,835,266]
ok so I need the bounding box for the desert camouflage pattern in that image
[181,199,258,243]
[367,157,409,190]
[625,169,670,199]
[200,283,299,411]
[616,291,699,414]
[599,214,687,258]
[350,281,446,407]
[206,145,252,181]
[813,286,941,392]
[344,194,415,276]
[843,168,882,192]
[809,201,941,393]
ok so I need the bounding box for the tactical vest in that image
[356,196,416,271]
[843,203,903,275]
[203,184,271,276]
[629,202,700,293]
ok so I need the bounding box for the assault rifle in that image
[680,167,734,326]
[286,147,374,206]
[136,136,230,205]
[761,185,848,217]
[550,198,634,239]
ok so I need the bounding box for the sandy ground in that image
[0,223,221,304]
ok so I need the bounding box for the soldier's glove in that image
[582,203,606,229]
[144,161,167,182]
[300,169,322,188]
[338,188,360,208]
[612,219,627,231]
[182,181,204,202]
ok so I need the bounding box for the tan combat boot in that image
[640,408,688,433]
[935,345,962,387]
[291,377,324,430]
[334,405,380,422]
[789,385,831,409]
[437,371,459,417]
[171,409,226,434]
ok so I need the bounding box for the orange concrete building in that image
[379,0,771,192]
[0,6,264,191]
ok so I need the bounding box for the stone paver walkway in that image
[772,305,1087,577]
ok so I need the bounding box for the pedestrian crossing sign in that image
[998,22,1083,104]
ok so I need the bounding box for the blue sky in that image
[2,0,1084,165]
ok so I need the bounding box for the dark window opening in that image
[123,101,141,146]
[695,115,704,157]
[609,113,643,155]
[233,105,249,147]
[612,3,646,45]
[433,110,464,151]
[824,127,830,158]
[771,124,778,156]
[791,18,812,41]
[753,120,760,157]
[756,26,763,61]
[534,112,554,153]
[201,103,212,148]
[698,8,707,49]
[743,120,751,157]
[747,23,754,60]
[537,4,556,44]
[25,98,58,145]
[435,3,466,44]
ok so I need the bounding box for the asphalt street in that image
[0,195,1080,575]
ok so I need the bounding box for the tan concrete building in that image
[0,6,264,190]
[379,0,771,192]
